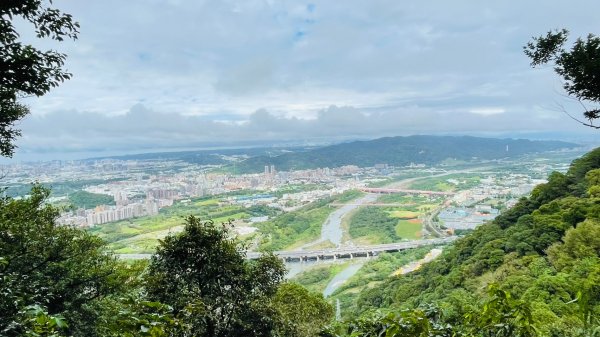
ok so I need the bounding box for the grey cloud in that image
[14,102,597,158]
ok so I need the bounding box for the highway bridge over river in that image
[359,187,455,196]
[119,237,457,262]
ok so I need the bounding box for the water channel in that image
[320,193,379,246]
[286,193,379,295]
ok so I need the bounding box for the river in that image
[320,193,379,246]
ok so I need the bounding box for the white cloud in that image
[469,108,506,116]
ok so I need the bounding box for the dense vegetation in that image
[349,207,403,244]
[332,147,600,336]
[0,193,333,336]
[238,136,577,172]
[2,3,599,335]
[329,247,434,318]
[68,190,115,209]
[348,195,435,244]
[3,178,127,198]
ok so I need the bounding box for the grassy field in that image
[394,219,422,240]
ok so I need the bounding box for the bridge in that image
[118,237,457,262]
[249,237,457,262]
[329,202,417,207]
[359,187,455,196]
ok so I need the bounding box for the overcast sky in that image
[9,0,600,161]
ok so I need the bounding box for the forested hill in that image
[341,147,600,335]
[238,135,577,172]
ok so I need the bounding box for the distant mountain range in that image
[88,146,304,165]
[236,135,579,172]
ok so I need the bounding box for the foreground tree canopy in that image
[525,29,600,128]
[0,1,79,157]
[0,199,334,336]
[0,186,129,336]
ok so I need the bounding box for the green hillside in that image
[337,147,600,335]
[238,135,578,172]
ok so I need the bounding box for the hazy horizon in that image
[3,132,596,164]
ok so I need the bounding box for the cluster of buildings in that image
[438,174,546,231]
[438,206,499,230]
[1,152,577,230]
[49,163,370,227]
[57,192,174,227]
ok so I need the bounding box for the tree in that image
[145,216,287,337]
[0,1,79,157]
[272,283,333,337]
[0,185,128,336]
[524,29,600,129]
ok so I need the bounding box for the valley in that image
[1,141,584,318]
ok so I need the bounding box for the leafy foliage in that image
[273,283,334,337]
[325,285,538,337]
[0,1,79,156]
[0,185,128,336]
[525,29,600,127]
[3,149,600,336]
[145,216,288,336]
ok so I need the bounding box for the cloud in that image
[7,0,600,160]
[469,108,505,116]
[13,101,596,161]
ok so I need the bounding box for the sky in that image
[9,0,600,161]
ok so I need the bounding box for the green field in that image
[394,219,422,240]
